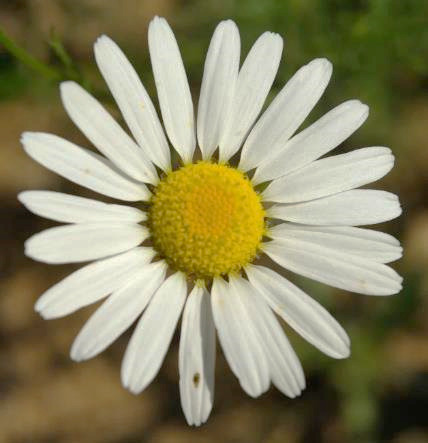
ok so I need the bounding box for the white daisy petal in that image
[219,31,283,162]
[239,58,332,172]
[94,35,171,171]
[197,20,240,160]
[179,285,216,426]
[71,261,167,361]
[229,276,305,397]
[149,16,195,163]
[246,265,350,359]
[211,277,270,397]
[269,223,402,263]
[122,272,187,394]
[60,81,157,184]
[25,223,148,264]
[35,247,154,319]
[264,239,403,296]
[268,189,402,226]
[253,100,369,185]
[21,132,149,202]
[263,147,394,203]
[18,191,146,224]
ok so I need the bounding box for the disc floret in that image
[148,162,265,280]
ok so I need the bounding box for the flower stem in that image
[0,27,61,81]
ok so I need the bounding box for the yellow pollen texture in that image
[148,162,265,279]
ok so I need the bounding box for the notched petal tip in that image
[20,131,35,145]
[94,34,111,46]
[257,30,284,48]
[93,35,119,59]
[242,382,270,399]
[393,196,403,219]
[149,15,168,29]
[339,346,351,359]
[290,379,306,397]
[70,334,99,362]
[271,31,283,41]
[120,367,131,390]
[262,30,281,38]
[120,373,142,395]
[268,31,284,50]
[329,340,351,359]
[34,304,56,320]
[343,99,370,116]
[304,58,333,79]
[220,18,238,28]
[379,281,403,297]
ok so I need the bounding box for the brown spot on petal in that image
[192,373,200,388]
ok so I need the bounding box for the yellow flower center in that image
[148,161,265,280]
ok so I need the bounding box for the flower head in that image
[149,161,265,279]
[19,16,402,426]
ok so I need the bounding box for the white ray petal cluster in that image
[20,16,403,427]
[262,147,394,203]
[60,81,158,184]
[22,132,150,201]
[211,277,270,397]
[246,264,350,359]
[35,247,155,319]
[228,276,305,397]
[219,31,283,162]
[94,35,171,171]
[71,261,167,361]
[121,272,187,394]
[240,58,332,172]
[252,99,369,184]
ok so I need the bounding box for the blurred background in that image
[0,0,427,442]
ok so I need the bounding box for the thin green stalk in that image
[48,32,78,78]
[0,28,61,81]
[49,37,74,73]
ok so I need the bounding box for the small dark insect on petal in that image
[193,372,200,388]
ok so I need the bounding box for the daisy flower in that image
[19,17,403,426]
